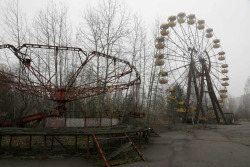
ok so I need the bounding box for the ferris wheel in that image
[155,12,229,123]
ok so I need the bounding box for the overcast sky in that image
[0,0,249,97]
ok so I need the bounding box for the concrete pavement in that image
[123,122,250,167]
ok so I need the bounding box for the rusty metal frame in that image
[183,56,226,123]
[0,43,141,126]
[194,62,205,123]
[204,63,226,123]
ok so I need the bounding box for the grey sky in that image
[0,0,249,97]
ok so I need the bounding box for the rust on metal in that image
[124,133,146,161]
[92,134,110,167]
[0,43,141,127]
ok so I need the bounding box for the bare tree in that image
[32,2,72,87]
[78,0,131,114]
[144,18,162,124]
[224,94,237,113]
[3,0,27,46]
[242,76,250,117]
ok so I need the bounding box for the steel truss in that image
[0,44,141,126]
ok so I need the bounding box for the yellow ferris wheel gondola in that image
[155,60,165,66]
[221,77,229,81]
[221,82,229,86]
[218,56,225,61]
[221,64,228,68]
[155,43,165,49]
[166,88,175,92]
[218,99,223,103]
[219,89,227,93]
[159,78,168,84]
[177,101,185,105]
[160,29,169,36]
[221,69,228,73]
[167,96,176,100]
[177,108,185,112]
[154,53,164,59]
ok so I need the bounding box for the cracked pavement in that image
[123,122,250,167]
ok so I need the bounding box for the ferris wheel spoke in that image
[187,25,199,49]
[169,69,188,88]
[210,66,228,78]
[166,54,190,60]
[209,77,227,93]
[165,64,190,74]
[197,29,206,53]
[177,25,190,47]
[171,28,190,50]
[203,40,214,53]
[211,62,224,65]
[166,58,190,63]
[167,36,190,55]
[166,57,177,82]
[209,75,221,93]
[208,53,219,58]
[180,24,194,47]
[195,27,201,51]
[199,30,205,52]
[194,25,201,51]
[166,46,190,59]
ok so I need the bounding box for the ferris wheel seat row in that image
[160,29,170,36]
[167,88,175,92]
[155,60,165,66]
[219,89,227,93]
[206,33,213,38]
[221,77,229,81]
[221,69,228,73]
[213,44,220,48]
[159,79,168,84]
[155,43,165,49]
[176,108,196,113]
[221,82,229,86]
[159,71,168,76]
[221,64,228,68]
[154,53,164,59]
[218,51,225,55]
[220,94,227,97]
[218,56,225,60]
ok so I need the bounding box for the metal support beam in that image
[43,136,47,160]
[75,135,77,151]
[29,136,32,150]
[184,66,192,122]
[0,135,2,149]
[51,136,54,150]
[92,135,110,167]
[204,63,226,123]
[124,133,146,162]
[86,135,90,158]
[194,63,205,123]
[9,135,12,150]
[138,132,141,149]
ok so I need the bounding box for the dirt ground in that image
[1,121,250,167]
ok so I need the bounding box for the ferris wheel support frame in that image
[194,60,205,123]
[204,62,226,123]
[185,59,227,124]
